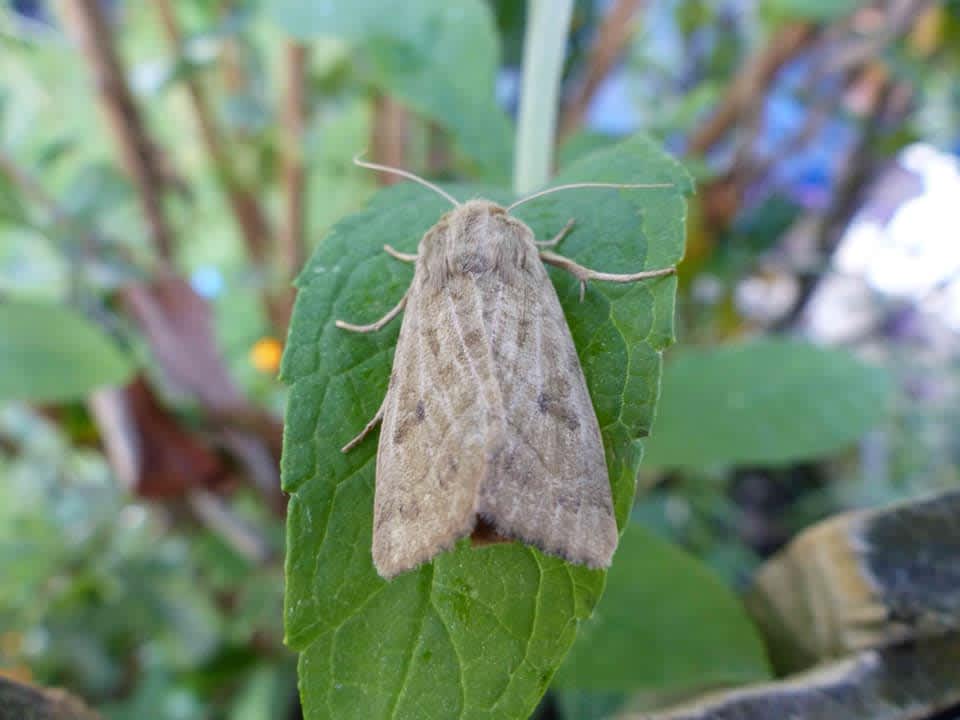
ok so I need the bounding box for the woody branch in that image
[61,0,176,262]
[153,0,289,333]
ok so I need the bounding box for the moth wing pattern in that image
[475,254,618,568]
[371,215,617,578]
[372,268,503,578]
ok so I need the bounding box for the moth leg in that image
[539,250,676,301]
[534,218,576,248]
[335,290,408,333]
[341,394,387,453]
[384,244,417,263]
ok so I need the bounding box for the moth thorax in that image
[422,200,535,285]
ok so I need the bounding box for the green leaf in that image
[281,135,690,719]
[267,0,512,180]
[554,522,772,693]
[0,301,134,404]
[643,339,892,468]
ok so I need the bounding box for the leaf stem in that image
[513,0,574,194]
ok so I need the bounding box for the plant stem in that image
[371,92,410,185]
[559,0,647,141]
[513,0,574,194]
[279,41,310,329]
[153,0,287,333]
[62,0,176,262]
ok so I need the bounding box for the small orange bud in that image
[250,337,283,374]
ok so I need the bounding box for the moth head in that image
[419,200,536,284]
[427,200,534,252]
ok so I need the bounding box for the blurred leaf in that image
[554,689,628,720]
[0,228,68,299]
[553,522,772,693]
[267,0,513,179]
[0,301,134,404]
[558,131,620,170]
[0,175,28,227]
[281,135,690,719]
[62,164,134,220]
[231,663,297,720]
[643,339,892,468]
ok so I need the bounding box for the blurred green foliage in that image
[644,340,891,468]
[1,0,958,719]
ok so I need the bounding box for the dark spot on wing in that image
[537,392,550,414]
[460,253,490,275]
[393,419,410,445]
[557,493,582,513]
[517,316,531,347]
[399,499,420,519]
[536,391,581,431]
[415,400,426,422]
[464,328,484,352]
[425,326,441,357]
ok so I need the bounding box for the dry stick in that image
[279,41,310,328]
[705,0,934,218]
[774,80,900,331]
[62,0,176,262]
[153,0,286,332]
[426,121,450,176]
[216,0,246,94]
[558,0,648,141]
[0,150,63,217]
[371,93,410,186]
[687,22,818,156]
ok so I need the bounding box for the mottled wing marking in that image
[371,200,617,577]
[476,254,618,568]
[372,271,505,578]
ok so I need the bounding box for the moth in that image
[338,157,676,579]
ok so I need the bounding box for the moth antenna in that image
[506,182,674,212]
[353,153,461,208]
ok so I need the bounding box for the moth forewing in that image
[337,172,676,580]
[366,200,618,579]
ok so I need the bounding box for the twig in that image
[61,0,176,262]
[187,489,275,564]
[216,0,247,94]
[0,150,64,218]
[687,22,818,156]
[426,122,450,175]
[279,41,310,326]
[370,93,410,186]
[558,0,648,141]
[153,0,284,331]
[775,81,900,330]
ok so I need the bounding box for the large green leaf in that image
[554,522,772,694]
[643,339,891,468]
[281,135,691,719]
[268,0,512,180]
[0,300,134,404]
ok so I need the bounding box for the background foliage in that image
[1,0,958,719]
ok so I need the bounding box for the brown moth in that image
[338,157,676,579]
